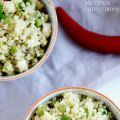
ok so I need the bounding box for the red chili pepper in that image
[56,7,120,54]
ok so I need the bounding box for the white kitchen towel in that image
[0,0,120,120]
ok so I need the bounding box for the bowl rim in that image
[0,0,58,81]
[24,87,120,120]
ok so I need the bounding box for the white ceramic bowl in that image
[0,0,58,81]
[24,87,120,120]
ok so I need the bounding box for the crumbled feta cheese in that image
[3,62,14,75]
[4,1,16,13]
[14,19,27,35]
[43,23,52,38]
[17,59,28,72]
[12,0,22,4]
[0,54,6,61]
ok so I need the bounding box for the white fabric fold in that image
[0,0,120,119]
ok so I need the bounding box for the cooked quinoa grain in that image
[32,92,116,120]
[0,0,51,76]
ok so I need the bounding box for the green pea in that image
[35,19,42,27]
[60,115,71,120]
[24,0,32,5]
[10,46,18,54]
[18,2,25,10]
[59,104,66,113]
[102,109,108,115]
[28,0,32,4]
[4,15,13,27]
[37,105,47,116]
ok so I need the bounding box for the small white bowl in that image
[24,87,120,120]
[0,0,58,81]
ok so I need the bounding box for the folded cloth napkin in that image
[0,0,120,120]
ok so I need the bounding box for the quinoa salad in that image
[31,92,116,120]
[0,0,51,76]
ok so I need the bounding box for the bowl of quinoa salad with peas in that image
[0,0,57,80]
[25,87,120,120]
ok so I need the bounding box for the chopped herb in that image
[59,104,66,113]
[84,108,89,118]
[4,16,12,26]
[47,100,55,108]
[0,42,3,48]
[0,3,3,13]
[0,3,6,21]
[81,95,87,101]
[60,115,71,120]
[36,105,47,117]
[56,94,64,102]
